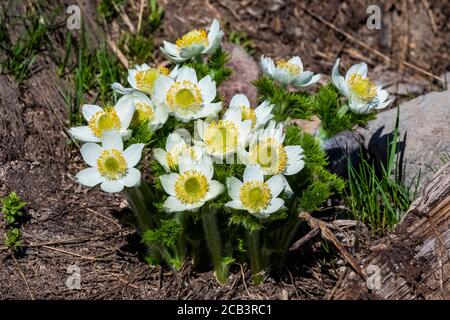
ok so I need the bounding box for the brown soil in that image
[0,0,448,299]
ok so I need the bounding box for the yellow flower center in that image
[166,80,203,113]
[88,107,121,138]
[276,59,302,75]
[97,149,127,180]
[203,120,238,156]
[135,68,162,93]
[176,29,209,49]
[249,138,288,175]
[240,106,257,128]
[175,170,209,204]
[166,145,198,169]
[240,181,271,212]
[158,66,169,76]
[347,73,377,101]
[131,102,155,126]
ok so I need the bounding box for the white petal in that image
[101,180,124,193]
[262,198,284,214]
[153,75,173,103]
[123,168,141,187]
[196,102,222,118]
[204,180,224,201]
[101,131,124,151]
[285,145,305,175]
[332,59,349,97]
[127,69,137,88]
[166,132,185,151]
[244,165,264,182]
[163,196,186,212]
[69,126,100,142]
[123,143,144,167]
[197,156,214,180]
[345,62,368,81]
[176,66,197,83]
[115,95,136,130]
[288,56,303,69]
[229,94,250,108]
[291,71,313,86]
[80,143,102,167]
[160,173,178,196]
[225,200,244,210]
[208,19,220,42]
[198,75,216,103]
[266,174,284,198]
[153,148,169,171]
[223,107,241,123]
[76,167,102,187]
[163,41,179,56]
[82,104,102,121]
[152,103,169,127]
[226,177,243,201]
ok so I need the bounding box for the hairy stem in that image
[248,230,264,285]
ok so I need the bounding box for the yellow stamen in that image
[276,59,302,75]
[88,107,121,138]
[97,149,127,180]
[176,29,209,49]
[166,145,197,169]
[240,106,257,128]
[249,138,288,175]
[203,120,238,156]
[135,68,162,93]
[347,73,377,101]
[166,80,203,113]
[240,181,271,212]
[158,66,169,76]
[175,170,209,204]
[131,102,155,126]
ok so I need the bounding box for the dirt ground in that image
[0,0,448,299]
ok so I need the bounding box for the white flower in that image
[76,132,144,193]
[260,55,321,88]
[160,155,224,212]
[228,94,274,130]
[153,132,203,172]
[153,66,222,122]
[161,19,224,63]
[332,58,392,114]
[243,121,305,177]
[225,165,285,217]
[196,107,252,158]
[116,92,168,131]
[69,103,134,143]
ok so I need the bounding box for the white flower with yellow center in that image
[197,107,252,158]
[153,66,222,122]
[116,92,168,131]
[260,55,321,88]
[76,132,144,193]
[69,103,134,143]
[332,58,392,114]
[159,155,224,212]
[127,63,169,94]
[229,94,274,130]
[153,132,203,172]
[225,165,285,217]
[243,121,305,177]
[161,19,224,63]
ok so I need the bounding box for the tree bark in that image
[335,162,450,299]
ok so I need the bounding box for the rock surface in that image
[359,89,450,193]
[221,42,259,105]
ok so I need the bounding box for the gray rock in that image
[359,89,450,193]
[221,42,259,105]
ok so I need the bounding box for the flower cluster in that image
[69,18,388,283]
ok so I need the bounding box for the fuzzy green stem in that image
[337,104,349,118]
[124,186,154,232]
[201,210,228,284]
[248,230,264,285]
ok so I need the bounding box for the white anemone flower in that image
[116,92,168,131]
[260,55,321,88]
[244,121,305,178]
[153,66,222,122]
[160,155,224,212]
[161,19,224,63]
[76,132,144,193]
[225,165,285,217]
[228,94,274,130]
[196,107,252,158]
[69,103,134,143]
[332,58,392,114]
[153,132,203,172]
